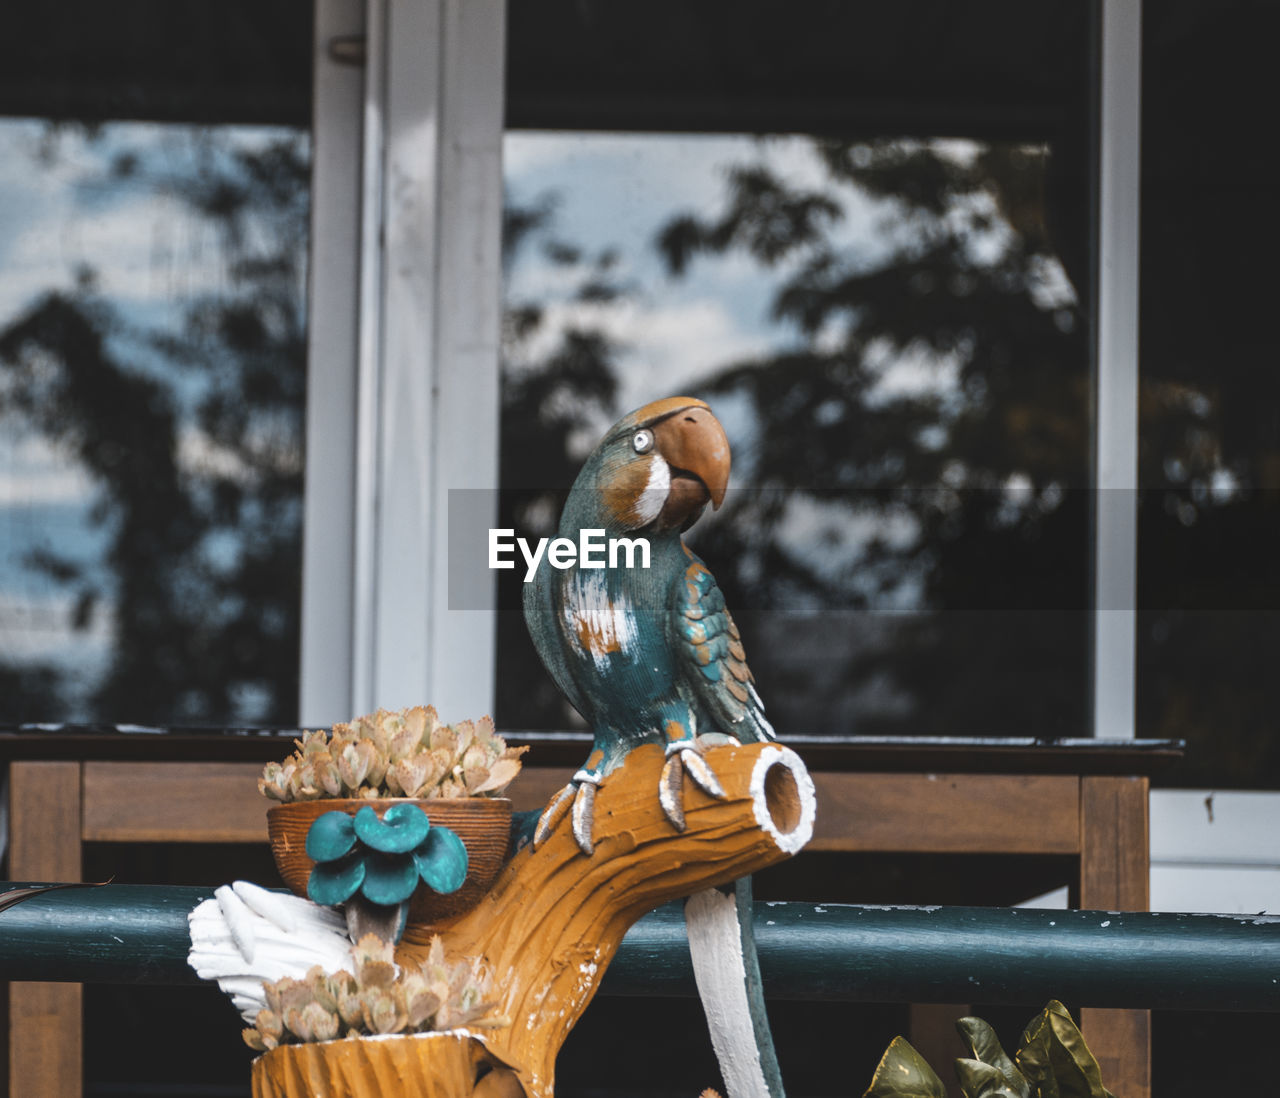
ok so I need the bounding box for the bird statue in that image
[523,396,775,853]
[523,396,787,1098]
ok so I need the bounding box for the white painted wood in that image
[685,888,771,1098]
[299,0,365,726]
[351,0,504,720]
[350,0,389,717]
[683,752,814,1098]
[1017,885,1070,909]
[1150,790,1280,913]
[1092,0,1142,741]
[1151,790,1280,865]
[422,0,504,723]
[367,0,441,713]
[1151,865,1280,915]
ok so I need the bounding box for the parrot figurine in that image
[523,396,788,1098]
[522,396,775,853]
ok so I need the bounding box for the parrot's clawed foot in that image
[659,739,732,832]
[535,736,741,853]
[534,770,602,856]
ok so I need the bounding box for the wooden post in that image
[1079,775,1150,1098]
[394,741,814,1098]
[907,1003,969,1098]
[7,762,84,1098]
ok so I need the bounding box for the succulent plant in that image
[259,706,526,803]
[242,934,506,1052]
[304,803,469,941]
[862,1001,1114,1098]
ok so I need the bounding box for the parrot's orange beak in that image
[650,402,730,511]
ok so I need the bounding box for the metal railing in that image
[2,883,1277,1012]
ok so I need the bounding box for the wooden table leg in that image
[1079,775,1151,1098]
[7,762,83,1098]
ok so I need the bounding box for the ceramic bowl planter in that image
[268,797,512,922]
[250,1032,516,1098]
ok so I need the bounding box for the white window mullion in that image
[350,0,388,719]
[367,0,442,715]
[1093,0,1142,740]
[299,0,366,726]
[369,0,504,720]
[301,0,503,725]
[422,0,505,724]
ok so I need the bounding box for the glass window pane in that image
[0,1,311,726]
[499,2,1094,737]
[1138,0,1280,787]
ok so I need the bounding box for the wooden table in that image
[1,727,1179,1098]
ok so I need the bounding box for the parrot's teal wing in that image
[670,553,775,744]
[522,564,609,852]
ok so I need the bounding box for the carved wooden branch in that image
[395,740,816,1098]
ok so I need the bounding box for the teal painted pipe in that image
[607,901,1280,1011]
[3,885,1279,1011]
[0,884,214,985]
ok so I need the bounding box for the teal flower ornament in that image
[305,804,469,939]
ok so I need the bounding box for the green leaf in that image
[414,825,469,894]
[956,1017,1029,1098]
[1016,1002,1115,1098]
[307,853,366,905]
[1045,1007,1115,1098]
[863,1036,947,1098]
[305,811,357,862]
[384,801,432,831]
[353,803,431,854]
[360,852,420,905]
[1015,1005,1060,1098]
[955,1059,1025,1098]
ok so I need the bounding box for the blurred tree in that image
[498,125,1279,781]
[0,127,308,724]
[496,195,628,728]
[498,135,1093,737]
[654,138,1092,735]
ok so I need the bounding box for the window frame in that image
[302,0,1143,738]
[1094,0,1142,742]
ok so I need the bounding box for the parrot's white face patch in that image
[564,572,638,669]
[630,455,670,526]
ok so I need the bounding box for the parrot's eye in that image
[632,429,654,454]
